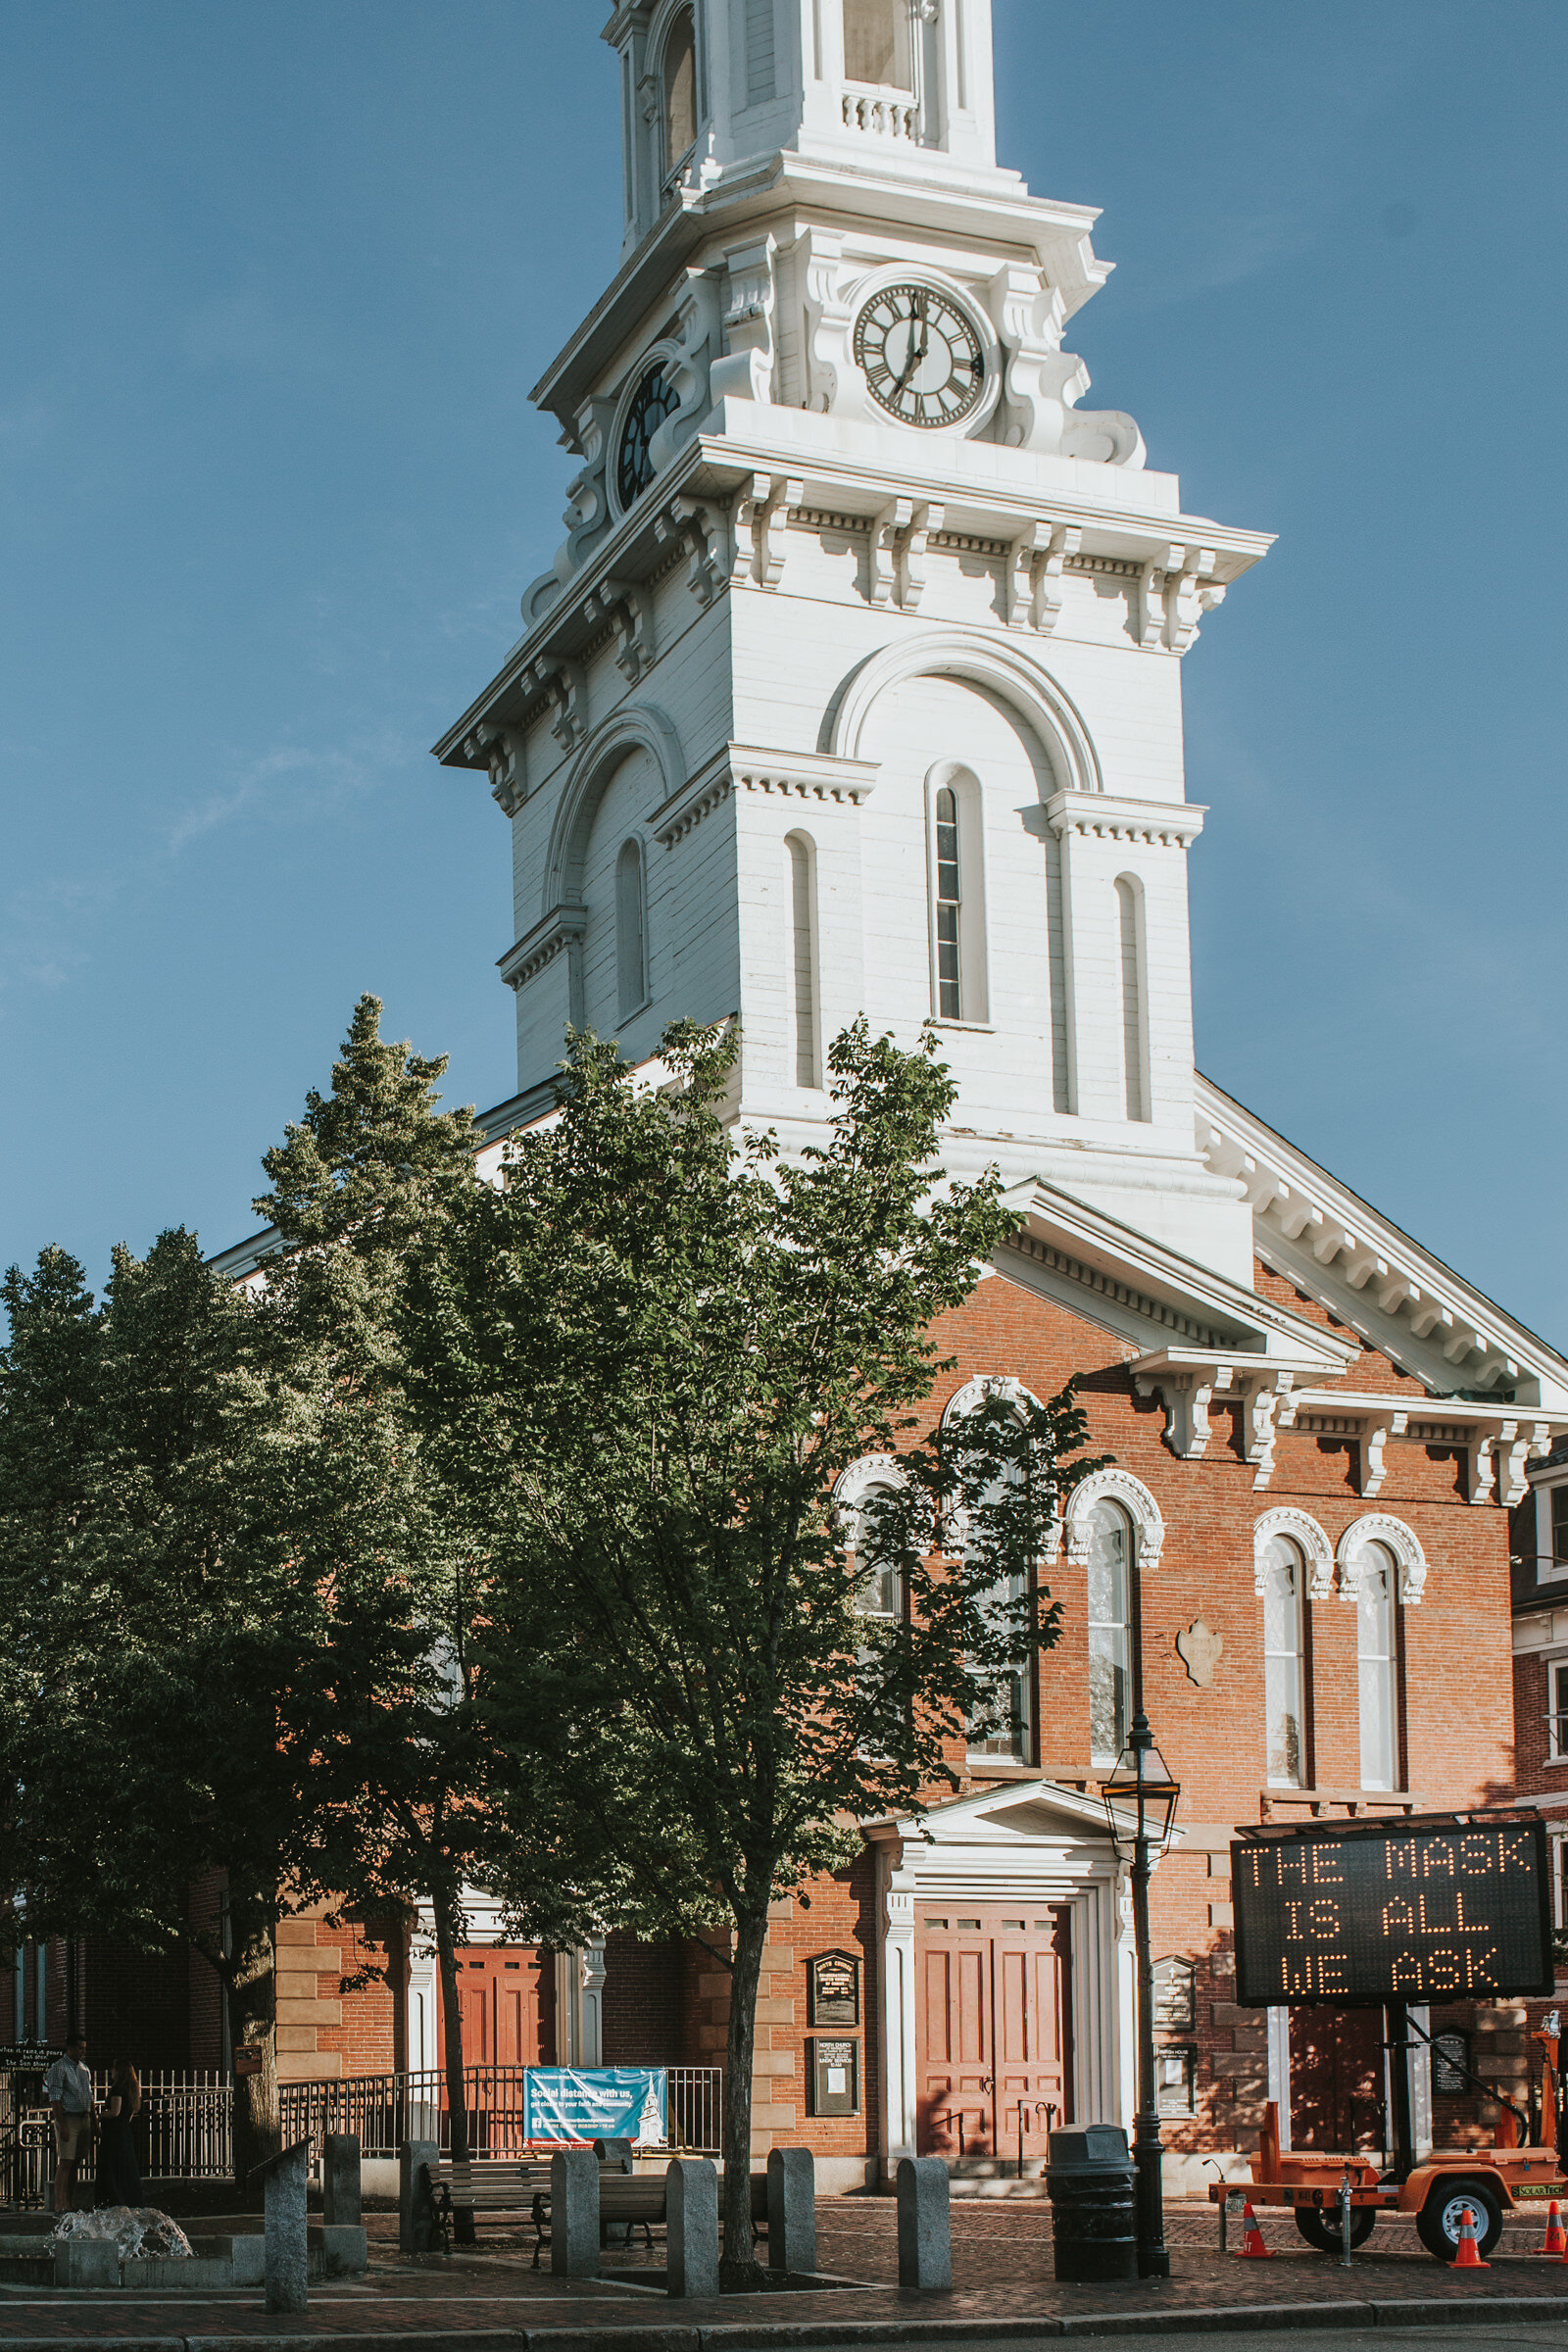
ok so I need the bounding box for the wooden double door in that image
[437,1946,555,2070]
[916,1906,1072,2161]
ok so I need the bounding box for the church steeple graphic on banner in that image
[436,0,1274,1283]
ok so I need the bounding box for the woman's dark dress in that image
[96,2100,142,2207]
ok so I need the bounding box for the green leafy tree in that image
[0,1228,324,2179]
[406,1018,1098,2282]
[250,995,523,2219]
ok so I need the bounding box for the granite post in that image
[250,2137,310,2313]
[399,2136,439,2255]
[666,2155,719,2299]
[897,2154,952,2292]
[766,2145,816,2276]
[551,2146,600,2278]
[322,2132,363,2225]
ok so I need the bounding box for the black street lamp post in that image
[1102,1712,1181,2280]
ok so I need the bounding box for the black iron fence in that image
[278,2064,722,2164]
[1,2069,231,2207]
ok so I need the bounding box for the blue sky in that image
[2,2,1564,1343]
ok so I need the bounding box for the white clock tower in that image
[437,0,1272,1283]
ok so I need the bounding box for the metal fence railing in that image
[278,2065,723,2166]
[2,2070,231,2207]
[3,2062,721,2204]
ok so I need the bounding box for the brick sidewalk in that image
[2,2197,1567,2345]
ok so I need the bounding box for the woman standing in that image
[96,2062,142,2208]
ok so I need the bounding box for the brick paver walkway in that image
[3,2197,1568,2344]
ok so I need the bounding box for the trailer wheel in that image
[1294,2204,1377,2254]
[1416,2178,1504,2262]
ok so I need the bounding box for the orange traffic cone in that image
[1541,2198,1566,2255]
[1238,2199,1272,2258]
[1453,2205,1489,2270]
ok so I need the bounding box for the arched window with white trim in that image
[1114,873,1149,1123]
[785,831,819,1086]
[615,838,646,1022]
[844,0,911,89]
[1353,1541,1398,1791]
[836,1455,905,1622]
[926,762,987,1025]
[1087,1499,1131,1766]
[1261,1535,1306,1788]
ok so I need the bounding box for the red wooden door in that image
[436,1946,554,2152]
[916,1909,1072,2158]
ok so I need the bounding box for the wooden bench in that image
[423,2157,545,2253]
[530,2171,668,2268]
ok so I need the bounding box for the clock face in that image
[616,363,681,510]
[854,283,986,428]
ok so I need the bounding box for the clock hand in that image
[892,293,931,399]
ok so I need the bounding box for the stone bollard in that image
[897,2155,952,2292]
[551,2146,600,2278]
[250,2137,310,2314]
[594,2135,635,2171]
[766,2146,816,2277]
[666,2155,719,2299]
[322,2132,363,2226]
[399,2136,439,2255]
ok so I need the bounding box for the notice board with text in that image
[1232,1818,1553,2007]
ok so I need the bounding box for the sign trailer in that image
[1211,1810,1563,2264]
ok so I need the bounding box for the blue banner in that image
[523,2066,667,2144]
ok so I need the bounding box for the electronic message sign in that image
[1232,1818,1553,2008]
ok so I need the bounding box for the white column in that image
[878,1858,917,2176]
[1114,1869,1137,2133]
[407,1907,438,2075]
[554,1952,578,2064]
[1266,2006,1292,2150]
[1408,2005,1432,2159]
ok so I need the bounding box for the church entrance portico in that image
[872,1781,1135,2180]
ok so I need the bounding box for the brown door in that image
[437,1947,555,2152]
[1289,2007,1385,2153]
[916,1908,1072,2159]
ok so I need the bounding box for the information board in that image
[1232,1819,1553,2007]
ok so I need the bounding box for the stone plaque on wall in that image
[808,1950,860,2028]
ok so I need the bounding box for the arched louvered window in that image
[1115,874,1149,1122]
[927,764,987,1025]
[663,10,698,173]
[785,831,819,1086]
[615,838,646,1021]
[844,0,911,88]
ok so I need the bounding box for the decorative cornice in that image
[1046,790,1205,849]
[652,741,880,851]
[1062,1467,1165,1572]
[497,904,587,993]
[1337,1512,1428,1607]
[1253,1507,1335,1602]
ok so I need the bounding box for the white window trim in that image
[1544,1653,1568,1766]
[1337,1512,1427,1606]
[1537,1475,1568,1586]
[833,1451,906,1619]
[1253,1507,1333,1601]
[1061,1466,1164,1573]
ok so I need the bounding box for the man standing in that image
[44,2034,94,2213]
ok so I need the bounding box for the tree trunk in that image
[228,1909,279,2187]
[719,1908,768,2289]
[432,1883,473,2245]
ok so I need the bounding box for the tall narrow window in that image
[851,1487,901,1620]
[1548,1660,1568,1761]
[1262,1536,1305,1788]
[934,786,961,1019]
[1088,1500,1131,1766]
[663,11,698,173]
[844,0,910,87]
[745,0,776,105]
[1355,1543,1397,1790]
[1115,875,1148,1123]
[615,838,645,1021]
[786,832,818,1086]
[1553,1483,1568,1568]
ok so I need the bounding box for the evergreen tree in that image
[407,1018,1098,2281]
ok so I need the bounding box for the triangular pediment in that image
[869,1774,1120,1850]
[993,1177,1355,1381]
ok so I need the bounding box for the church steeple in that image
[606,0,1002,259]
[437,0,1275,1286]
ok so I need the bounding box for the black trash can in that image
[1046,2125,1138,2283]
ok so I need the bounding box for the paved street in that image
[7,2197,1568,2344]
